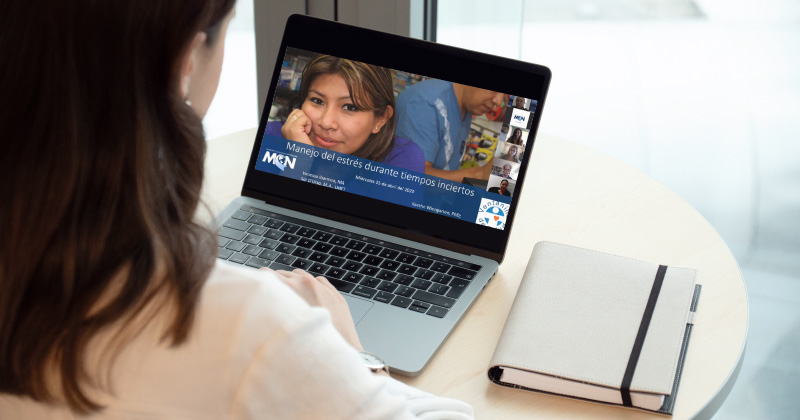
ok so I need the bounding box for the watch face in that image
[359,351,383,369]
[358,351,389,374]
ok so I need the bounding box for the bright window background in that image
[203,0,258,141]
[437,1,799,418]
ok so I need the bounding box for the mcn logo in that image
[262,151,297,171]
[510,108,529,127]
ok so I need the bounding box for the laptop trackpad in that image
[343,295,373,325]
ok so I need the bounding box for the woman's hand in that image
[281,109,314,145]
[262,267,363,351]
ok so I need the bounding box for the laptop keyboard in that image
[217,204,481,318]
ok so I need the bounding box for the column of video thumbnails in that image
[484,95,537,198]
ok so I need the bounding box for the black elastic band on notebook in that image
[620,265,667,407]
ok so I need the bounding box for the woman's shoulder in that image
[391,136,418,149]
[384,136,425,173]
[202,262,312,325]
[264,120,284,137]
[167,264,322,361]
[175,262,318,358]
[27,263,322,416]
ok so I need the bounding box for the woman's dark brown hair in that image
[299,55,397,162]
[508,128,523,145]
[0,0,235,413]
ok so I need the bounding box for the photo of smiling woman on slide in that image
[266,55,425,173]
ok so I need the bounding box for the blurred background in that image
[204,1,799,418]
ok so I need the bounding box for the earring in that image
[186,99,193,106]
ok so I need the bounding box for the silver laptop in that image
[214,15,551,376]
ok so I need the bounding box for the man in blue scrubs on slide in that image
[395,80,505,183]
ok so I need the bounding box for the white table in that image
[203,128,748,419]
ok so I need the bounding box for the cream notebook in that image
[488,242,701,414]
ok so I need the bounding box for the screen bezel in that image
[241,14,551,262]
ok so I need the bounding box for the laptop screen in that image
[243,16,550,259]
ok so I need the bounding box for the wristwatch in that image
[358,351,389,374]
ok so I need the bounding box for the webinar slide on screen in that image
[255,134,512,230]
